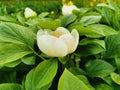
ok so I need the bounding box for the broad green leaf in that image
[0,6,7,15]
[104,34,120,58]
[87,24,118,36]
[110,72,120,85]
[61,14,77,27]
[25,69,52,90]
[38,12,49,18]
[77,43,105,56]
[25,17,52,26]
[0,71,16,83]
[85,60,115,78]
[0,15,16,22]
[58,69,89,90]
[77,75,95,90]
[16,12,25,25]
[69,25,104,38]
[69,24,117,38]
[115,57,120,73]
[95,84,113,90]
[33,60,58,89]
[4,60,21,68]
[79,38,105,49]
[25,69,34,90]
[0,22,35,47]
[21,55,35,65]
[102,76,113,85]
[79,15,101,26]
[0,83,22,90]
[0,44,32,68]
[68,67,86,75]
[37,19,61,30]
[100,7,113,25]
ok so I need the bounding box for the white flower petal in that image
[54,39,68,57]
[37,35,57,56]
[62,5,79,15]
[24,7,37,18]
[59,34,76,53]
[55,27,70,34]
[62,5,72,15]
[71,29,79,47]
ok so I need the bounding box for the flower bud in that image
[37,27,79,57]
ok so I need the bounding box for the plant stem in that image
[28,46,46,61]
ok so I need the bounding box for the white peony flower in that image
[24,7,37,18]
[37,27,79,57]
[62,1,79,15]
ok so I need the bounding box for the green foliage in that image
[0,0,120,90]
[0,83,22,90]
[58,69,89,90]
[104,34,120,58]
[25,60,58,90]
[85,60,115,78]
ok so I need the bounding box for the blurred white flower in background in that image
[37,27,79,57]
[62,1,80,15]
[24,7,37,18]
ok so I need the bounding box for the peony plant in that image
[24,7,37,18]
[37,27,79,57]
[62,1,79,15]
[0,0,120,90]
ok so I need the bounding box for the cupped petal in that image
[37,35,57,56]
[62,5,79,15]
[55,27,70,34]
[54,39,68,57]
[71,29,79,47]
[24,7,37,18]
[62,5,73,15]
[59,33,76,54]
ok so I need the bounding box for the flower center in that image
[53,33,61,38]
[67,1,73,6]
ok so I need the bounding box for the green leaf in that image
[0,83,22,90]
[69,24,117,38]
[110,72,120,85]
[77,44,105,56]
[78,38,105,56]
[79,15,101,26]
[87,24,118,36]
[38,12,49,18]
[4,60,21,68]
[0,44,32,68]
[115,57,120,73]
[16,12,25,25]
[25,69,52,90]
[37,19,61,30]
[95,84,114,90]
[21,55,35,65]
[79,38,105,49]
[33,60,58,89]
[68,67,86,75]
[104,34,120,58]
[76,75,95,90]
[61,14,77,27]
[0,15,16,22]
[0,71,16,83]
[0,22,35,47]
[58,69,89,90]
[25,69,34,90]
[69,25,104,38]
[85,60,115,78]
